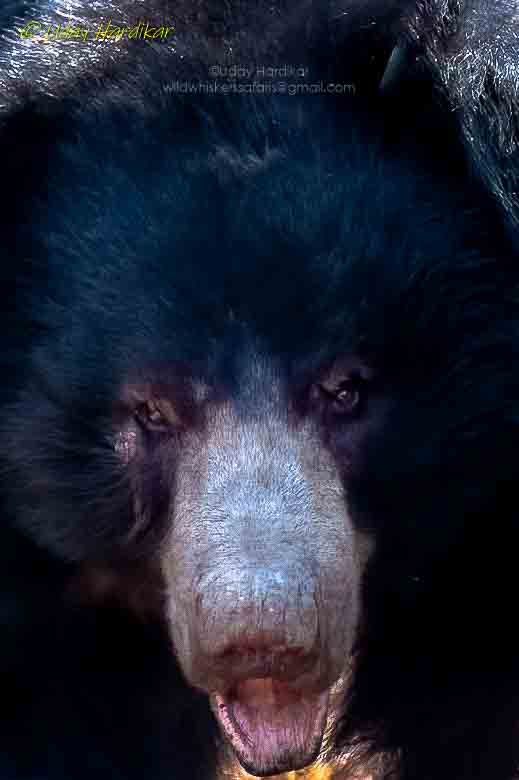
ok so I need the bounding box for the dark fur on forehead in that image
[3,83,507,364]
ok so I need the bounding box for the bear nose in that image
[190,568,320,690]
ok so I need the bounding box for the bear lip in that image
[210,679,329,776]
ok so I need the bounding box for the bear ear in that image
[380,0,519,249]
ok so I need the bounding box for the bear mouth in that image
[211,679,330,776]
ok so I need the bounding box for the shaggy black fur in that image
[1,2,519,779]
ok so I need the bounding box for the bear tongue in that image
[212,679,329,776]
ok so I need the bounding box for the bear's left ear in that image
[381,0,519,250]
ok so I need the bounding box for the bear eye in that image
[321,377,364,417]
[135,399,176,432]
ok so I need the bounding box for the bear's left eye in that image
[320,377,365,417]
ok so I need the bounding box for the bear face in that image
[2,82,517,777]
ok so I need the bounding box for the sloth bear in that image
[1,1,519,779]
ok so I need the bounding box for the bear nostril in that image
[220,643,306,659]
[216,643,316,684]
